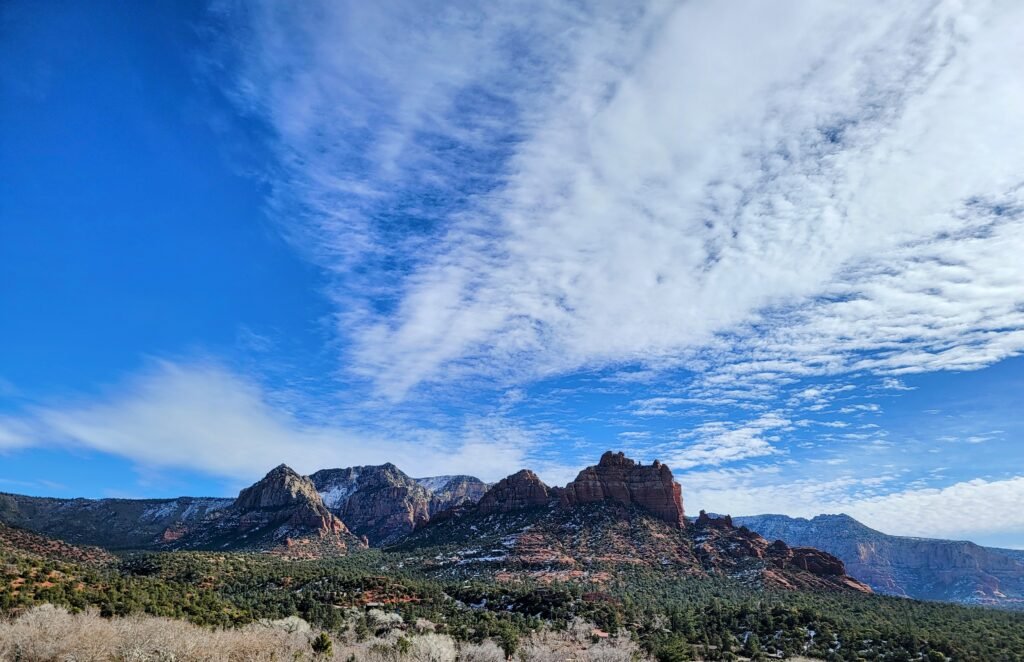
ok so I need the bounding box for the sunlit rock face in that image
[170,464,363,557]
[476,470,551,514]
[560,451,685,528]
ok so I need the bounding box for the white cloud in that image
[665,412,792,470]
[0,417,33,451]
[880,377,915,391]
[844,477,1024,540]
[14,360,554,484]
[223,0,1024,399]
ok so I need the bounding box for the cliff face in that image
[171,465,361,557]
[311,464,435,546]
[477,470,551,514]
[310,467,492,545]
[561,451,685,527]
[417,475,490,515]
[734,514,1024,607]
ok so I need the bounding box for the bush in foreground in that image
[0,604,648,661]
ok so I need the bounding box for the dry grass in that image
[0,605,653,661]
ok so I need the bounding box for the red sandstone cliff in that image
[477,470,551,514]
[560,451,685,527]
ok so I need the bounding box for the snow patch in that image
[319,481,359,509]
[415,476,456,493]
[141,502,178,522]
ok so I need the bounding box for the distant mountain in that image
[0,492,231,550]
[0,464,490,552]
[309,464,488,545]
[415,475,490,515]
[734,513,1024,608]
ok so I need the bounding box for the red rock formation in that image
[691,511,872,593]
[234,464,352,537]
[477,470,550,514]
[168,464,364,556]
[561,451,685,528]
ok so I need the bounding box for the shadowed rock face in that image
[310,464,435,546]
[561,451,685,528]
[477,470,551,514]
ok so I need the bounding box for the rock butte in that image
[477,470,551,514]
[561,451,686,528]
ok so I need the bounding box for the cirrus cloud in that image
[221,0,1024,401]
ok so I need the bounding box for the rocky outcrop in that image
[234,464,325,511]
[692,511,871,593]
[734,513,1024,607]
[561,451,685,528]
[170,465,361,557]
[477,470,551,514]
[399,498,871,595]
[310,466,492,545]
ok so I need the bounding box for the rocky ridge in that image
[416,475,490,515]
[691,512,870,593]
[398,497,868,594]
[310,464,432,546]
[397,454,867,593]
[734,513,1024,607]
[0,493,231,550]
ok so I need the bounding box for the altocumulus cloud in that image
[221,0,1024,399]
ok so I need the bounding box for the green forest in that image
[4,542,1024,661]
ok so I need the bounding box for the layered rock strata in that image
[561,451,685,527]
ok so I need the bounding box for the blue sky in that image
[2,0,1024,547]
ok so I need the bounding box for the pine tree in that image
[311,631,333,658]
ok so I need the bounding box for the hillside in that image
[0,522,114,565]
[0,492,231,550]
[2,543,1023,660]
[397,454,869,594]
